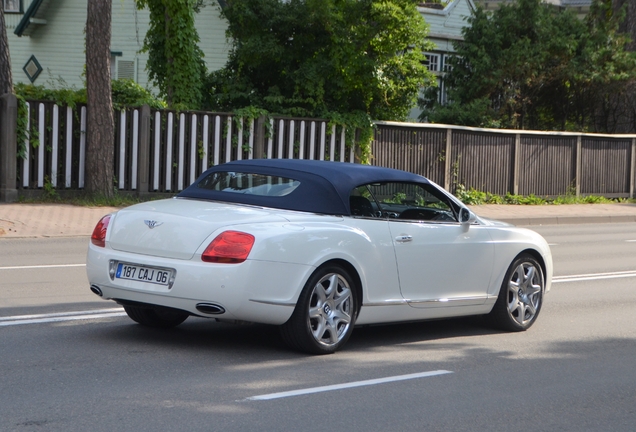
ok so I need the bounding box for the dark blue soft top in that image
[178,159,428,215]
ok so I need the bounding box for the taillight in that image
[201,231,255,264]
[91,215,111,247]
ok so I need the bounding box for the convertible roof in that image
[178,159,429,215]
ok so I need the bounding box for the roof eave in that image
[14,0,49,37]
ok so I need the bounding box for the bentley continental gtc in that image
[87,159,552,354]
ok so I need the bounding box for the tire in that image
[487,253,545,332]
[280,265,359,355]
[123,304,189,329]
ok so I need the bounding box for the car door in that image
[366,182,495,308]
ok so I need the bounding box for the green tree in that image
[135,0,206,109]
[207,0,435,121]
[423,0,636,131]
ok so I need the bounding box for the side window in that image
[349,186,378,217]
[365,182,458,222]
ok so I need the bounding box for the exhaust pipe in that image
[90,285,103,297]
[196,303,226,315]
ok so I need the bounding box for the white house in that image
[409,0,476,119]
[3,0,229,90]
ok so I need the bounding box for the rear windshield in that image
[196,171,301,197]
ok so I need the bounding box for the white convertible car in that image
[87,159,552,354]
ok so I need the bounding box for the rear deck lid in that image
[108,198,288,259]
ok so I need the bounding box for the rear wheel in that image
[281,265,358,355]
[123,305,189,328]
[487,253,544,332]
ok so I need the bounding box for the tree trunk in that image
[85,0,115,198]
[0,8,13,95]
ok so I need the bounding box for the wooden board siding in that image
[580,138,631,196]
[451,131,514,195]
[371,126,447,185]
[8,0,87,87]
[420,0,474,51]
[517,136,576,196]
[6,0,229,89]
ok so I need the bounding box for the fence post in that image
[137,105,151,196]
[0,93,18,203]
[630,138,636,199]
[253,115,266,159]
[443,128,452,192]
[575,135,582,197]
[513,133,520,195]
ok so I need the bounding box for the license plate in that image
[116,263,173,286]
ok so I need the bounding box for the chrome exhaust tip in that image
[90,285,103,297]
[196,303,226,315]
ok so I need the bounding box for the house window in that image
[439,80,449,106]
[442,54,455,73]
[423,53,440,72]
[3,0,22,13]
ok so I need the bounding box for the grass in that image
[15,186,633,208]
[454,185,633,206]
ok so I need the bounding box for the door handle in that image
[395,235,413,243]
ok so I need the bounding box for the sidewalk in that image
[1,202,636,238]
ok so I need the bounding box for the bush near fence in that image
[2,100,636,201]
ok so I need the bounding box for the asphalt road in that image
[1,224,635,431]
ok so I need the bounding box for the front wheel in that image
[280,265,358,354]
[487,254,544,332]
[123,304,189,328]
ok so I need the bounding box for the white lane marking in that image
[548,243,558,246]
[553,270,636,284]
[0,264,86,270]
[625,240,636,243]
[0,308,126,327]
[246,370,453,401]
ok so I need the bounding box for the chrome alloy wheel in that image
[507,261,543,326]
[308,273,353,347]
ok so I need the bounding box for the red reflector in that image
[91,215,111,247]
[202,231,255,264]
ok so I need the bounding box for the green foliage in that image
[15,80,164,110]
[209,0,434,120]
[206,0,433,163]
[454,184,620,205]
[423,0,636,131]
[135,0,206,109]
[111,79,166,110]
[15,82,86,107]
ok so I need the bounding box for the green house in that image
[3,0,229,89]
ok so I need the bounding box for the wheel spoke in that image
[527,283,541,297]
[331,309,351,326]
[312,318,327,341]
[334,287,351,308]
[515,265,525,282]
[313,283,328,303]
[309,305,322,319]
[324,274,339,298]
[524,266,536,285]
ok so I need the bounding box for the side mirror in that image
[459,208,476,225]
